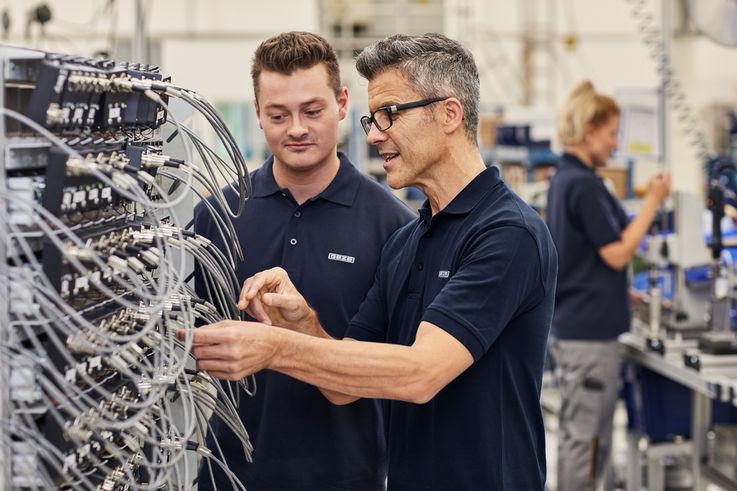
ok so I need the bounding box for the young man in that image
[192,32,414,491]
[186,33,557,490]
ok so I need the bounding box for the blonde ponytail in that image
[555,80,619,149]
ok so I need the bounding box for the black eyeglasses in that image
[360,97,447,136]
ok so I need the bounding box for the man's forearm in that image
[269,328,422,400]
[268,322,472,404]
[184,320,472,404]
[292,307,333,339]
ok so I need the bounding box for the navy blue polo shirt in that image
[346,166,558,490]
[546,152,629,340]
[193,152,415,491]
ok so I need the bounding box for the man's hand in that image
[238,267,315,331]
[176,320,279,380]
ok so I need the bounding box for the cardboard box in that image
[478,117,499,148]
[596,166,628,199]
[501,163,526,196]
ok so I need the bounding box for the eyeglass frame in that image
[360,97,448,136]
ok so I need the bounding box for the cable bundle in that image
[1,46,253,490]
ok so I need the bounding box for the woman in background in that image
[546,80,671,491]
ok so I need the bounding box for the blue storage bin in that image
[623,365,737,442]
[631,268,676,300]
[623,365,691,442]
[496,124,530,146]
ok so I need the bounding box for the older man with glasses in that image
[191,31,414,491]
[181,33,558,490]
[359,97,447,135]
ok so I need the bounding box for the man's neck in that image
[421,142,486,215]
[272,153,341,205]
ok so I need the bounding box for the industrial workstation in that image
[1,1,737,490]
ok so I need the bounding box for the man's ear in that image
[337,87,348,121]
[441,97,464,135]
[254,98,263,130]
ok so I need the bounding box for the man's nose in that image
[366,124,388,145]
[287,115,308,138]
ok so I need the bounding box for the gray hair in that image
[355,33,480,145]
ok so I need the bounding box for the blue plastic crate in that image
[623,365,737,442]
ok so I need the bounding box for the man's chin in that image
[385,174,407,190]
[275,157,325,174]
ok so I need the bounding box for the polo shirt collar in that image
[559,152,594,173]
[419,166,502,222]
[251,152,359,206]
[317,152,360,206]
[251,156,280,198]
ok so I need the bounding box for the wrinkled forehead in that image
[366,69,421,111]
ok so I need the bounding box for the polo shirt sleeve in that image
[344,270,388,342]
[570,176,622,249]
[422,225,544,361]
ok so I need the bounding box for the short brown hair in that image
[251,31,341,101]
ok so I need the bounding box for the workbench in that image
[620,327,737,490]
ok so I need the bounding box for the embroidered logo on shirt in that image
[328,253,355,264]
[438,270,450,278]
